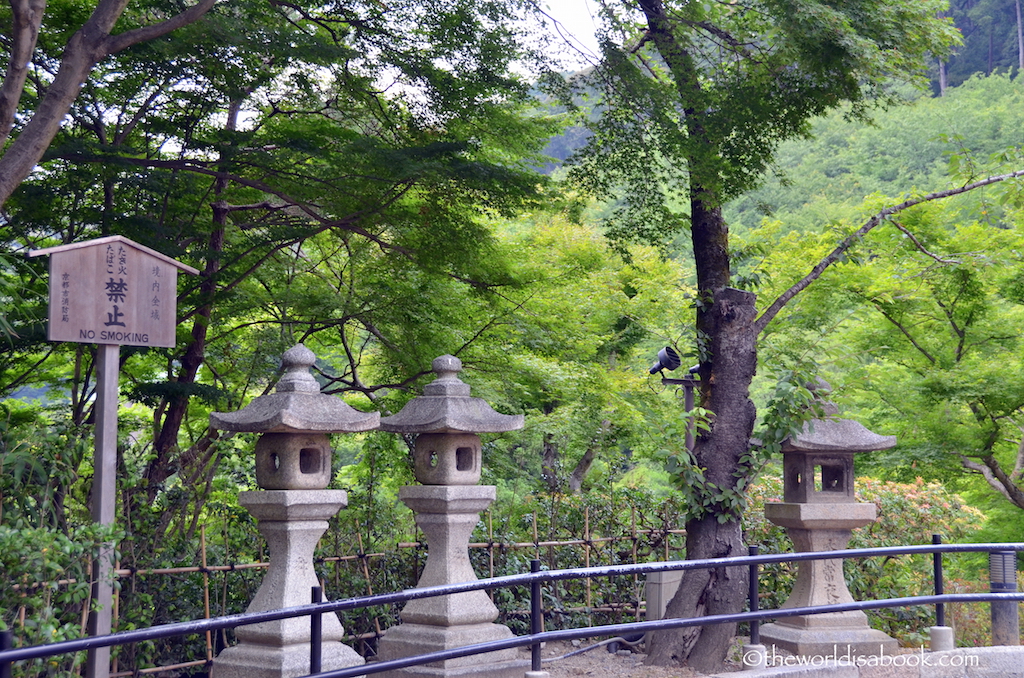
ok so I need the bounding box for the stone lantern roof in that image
[783,418,896,454]
[379,355,523,434]
[209,344,379,433]
[782,382,896,454]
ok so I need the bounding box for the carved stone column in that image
[209,345,378,678]
[376,356,527,678]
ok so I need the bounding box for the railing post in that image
[311,585,323,675]
[530,559,543,673]
[990,551,1019,646]
[933,534,944,627]
[742,546,766,671]
[929,534,954,652]
[748,545,760,645]
[1,629,13,678]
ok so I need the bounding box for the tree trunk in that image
[0,0,47,148]
[645,287,757,672]
[145,99,239,503]
[647,515,749,670]
[646,179,758,671]
[568,419,611,493]
[1016,0,1024,69]
[0,0,216,209]
[541,433,560,493]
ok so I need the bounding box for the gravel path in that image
[532,640,741,678]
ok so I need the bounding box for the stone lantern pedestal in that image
[213,491,362,678]
[378,486,523,678]
[209,345,379,678]
[760,395,899,659]
[376,356,527,678]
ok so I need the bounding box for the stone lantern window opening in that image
[782,451,856,503]
[412,432,482,485]
[456,446,473,471]
[817,462,844,493]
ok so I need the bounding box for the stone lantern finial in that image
[276,344,320,393]
[422,355,470,396]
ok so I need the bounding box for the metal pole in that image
[1,629,13,678]
[933,534,944,627]
[87,344,119,678]
[683,378,695,451]
[530,559,542,672]
[311,585,323,674]
[990,551,1019,645]
[748,546,760,645]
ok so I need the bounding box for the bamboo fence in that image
[7,506,687,677]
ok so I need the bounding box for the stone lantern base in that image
[377,485,527,678]
[212,490,364,678]
[758,618,898,659]
[759,502,898,659]
[378,622,525,678]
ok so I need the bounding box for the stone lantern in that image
[209,344,379,678]
[759,388,899,658]
[376,355,527,678]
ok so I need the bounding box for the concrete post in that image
[990,551,1020,646]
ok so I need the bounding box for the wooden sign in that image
[29,236,199,347]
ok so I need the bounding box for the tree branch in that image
[103,0,217,54]
[960,454,1024,510]
[754,168,1024,335]
[0,0,216,208]
[0,0,47,148]
[890,219,961,264]
[872,303,936,364]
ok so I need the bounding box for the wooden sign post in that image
[29,236,198,678]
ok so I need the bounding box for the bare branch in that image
[890,220,961,264]
[754,168,1024,335]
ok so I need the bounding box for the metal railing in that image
[2,540,1023,678]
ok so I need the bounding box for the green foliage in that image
[563,0,958,245]
[0,403,91,530]
[727,72,1024,235]
[941,0,1024,89]
[0,523,121,677]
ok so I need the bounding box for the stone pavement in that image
[709,646,1024,678]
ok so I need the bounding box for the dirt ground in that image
[527,639,743,678]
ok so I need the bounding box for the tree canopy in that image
[3,0,1024,672]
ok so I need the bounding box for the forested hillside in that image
[726,72,1024,539]
[939,0,1024,88]
[726,73,1024,233]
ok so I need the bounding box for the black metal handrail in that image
[1,540,1021,676]
[305,592,1024,678]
